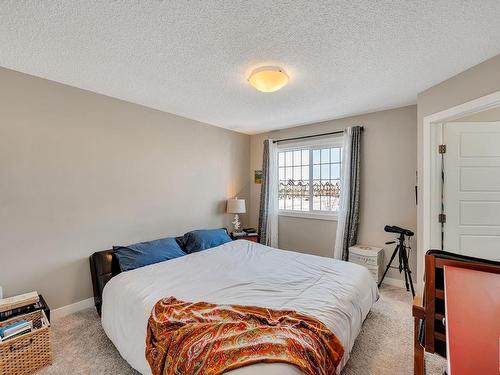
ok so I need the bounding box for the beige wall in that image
[455,106,500,122]
[0,67,250,309]
[250,106,418,281]
[416,53,500,292]
[4,51,497,308]
[417,54,500,121]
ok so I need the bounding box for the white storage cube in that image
[349,245,384,283]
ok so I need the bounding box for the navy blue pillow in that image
[182,229,232,253]
[113,237,186,271]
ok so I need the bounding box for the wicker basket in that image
[0,310,52,375]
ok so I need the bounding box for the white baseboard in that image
[51,297,95,321]
[381,276,416,290]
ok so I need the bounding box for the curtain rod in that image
[272,126,364,144]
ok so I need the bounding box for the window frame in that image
[277,136,343,221]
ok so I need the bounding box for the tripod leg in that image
[397,242,410,291]
[408,270,415,297]
[402,253,410,292]
[378,245,399,288]
[407,255,416,297]
[402,247,416,297]
[400,244,415,297]
[399,245,404,273]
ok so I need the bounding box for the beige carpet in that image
[38,285,446,374]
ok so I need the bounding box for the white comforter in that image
[102,240,378,375]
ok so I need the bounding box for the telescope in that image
[379,225,415,297]
[384,225,414,237]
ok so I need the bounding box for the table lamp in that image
[227,198,246,233]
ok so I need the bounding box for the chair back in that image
[423,250,500,356]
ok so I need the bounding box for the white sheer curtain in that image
[334,128,353,260]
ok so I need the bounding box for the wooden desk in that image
[444,266,500,375]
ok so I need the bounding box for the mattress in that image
[101,240,378,374]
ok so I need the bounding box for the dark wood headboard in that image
[89,249,121,316]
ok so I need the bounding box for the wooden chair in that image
[412,250,500,374]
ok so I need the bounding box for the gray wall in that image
[0,67,250,309]
[455,106,500,122]
[250,106,418,281]
[4,51,497,308]
[416,53,500,291]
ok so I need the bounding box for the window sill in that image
[278,211,338,222]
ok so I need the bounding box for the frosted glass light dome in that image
[248,66,289,92]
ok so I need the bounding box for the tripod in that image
[378,226,415,297]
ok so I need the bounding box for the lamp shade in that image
[227,198,246,214]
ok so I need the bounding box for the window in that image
[278,140,342,219]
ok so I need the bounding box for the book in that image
[0,319,30,337]
[0,300,43,322]
[0,327,32,342]
[232,231,247,237]
[0,292,39,313]
[0,320,33,342]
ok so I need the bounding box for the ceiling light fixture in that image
[248,66,289,93]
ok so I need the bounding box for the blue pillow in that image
[113,237,186,271]
[182,229,232,253]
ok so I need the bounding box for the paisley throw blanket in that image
[145,297,344,375]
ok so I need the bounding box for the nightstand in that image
[230,232,259,243]
[349,245,383,283]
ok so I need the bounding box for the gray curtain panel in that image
[341,126,362,261]
[258,140,270,245]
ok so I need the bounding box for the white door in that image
[443,122,500,261]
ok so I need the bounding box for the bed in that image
[93,240,378,374]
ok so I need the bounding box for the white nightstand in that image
[349,245,384,283]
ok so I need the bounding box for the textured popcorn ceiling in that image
[1,1,499,134]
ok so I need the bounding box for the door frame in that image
[419,90,500,294]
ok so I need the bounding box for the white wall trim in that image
[279,211,338,221]
[381,276,415,290]
[419,90,500,294]
[51,297,95,321]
